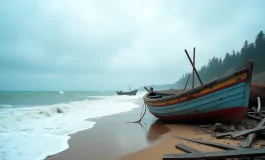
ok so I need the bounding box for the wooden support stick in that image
[183,75,190,92]
[175,144,200,153]
[241,118,265,148]
[192,47,195,89]
[184,49,203,86]
[173,135,241,150]
[163,148,265,160]
[257,97,261,112]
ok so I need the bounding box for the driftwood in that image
[173,135,241,150]
[163,148,265,160]
[241,118,265,148]
[231,126,265,138]
[175,144,200,153]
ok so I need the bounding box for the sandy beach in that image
[46,98,265,160]
[47,105,157,160]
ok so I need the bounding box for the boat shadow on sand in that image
[145,119,170,143]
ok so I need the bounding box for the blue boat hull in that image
[144,61,253,124]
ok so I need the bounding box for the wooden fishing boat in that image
[116,86,138,96]
[143,61,253,124]
[116,89,138,96]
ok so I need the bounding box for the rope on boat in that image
[128,103,147,124]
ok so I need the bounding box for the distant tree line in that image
[176,30,265,88]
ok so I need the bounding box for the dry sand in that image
[47,105,265,160]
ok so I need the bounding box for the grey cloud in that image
[0,0,264,91]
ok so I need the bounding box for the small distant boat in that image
[116,85,138,96]
[144,61,253,124]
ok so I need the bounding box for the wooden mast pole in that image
[192,47,195,88]
[184,49,203,86]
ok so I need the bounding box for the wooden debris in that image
[231,126,265,138]
[215,131,240,139]
[175,144,200,153]
[199,124,210,128]
[238,123,246,130]
[247,114,263,120]
[213,123,230,132]
[251,106,265,118]
[254,156,265,160]
[241,118,265,148]
[216,119,265,139]
[230,124,236,132]
[173,135,241,150]
[163,148,265,160]
[248,111,265,114]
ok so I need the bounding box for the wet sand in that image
[47,104,265,160]
[47,105,158,160]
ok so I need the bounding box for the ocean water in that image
[0,91,145,160]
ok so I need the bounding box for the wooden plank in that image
[175,144,200,153]
[217,118,265,139]
[231,126,265,138]
[247,114,263,120]
[173,135,241,150]
[163,148,265,160]
[215,132,234,138]
[248,111,265,114]
[241,118,265,148]
[254,156,265,160]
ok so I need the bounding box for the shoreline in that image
[46,102,157,160]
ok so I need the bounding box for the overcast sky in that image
[0,0,264,91]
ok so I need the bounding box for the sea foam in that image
[0,93,145,160]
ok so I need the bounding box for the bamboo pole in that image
[144,87,150,92]
[192,47,195,88]
[183,75,190,92]
[184,49,203,86]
